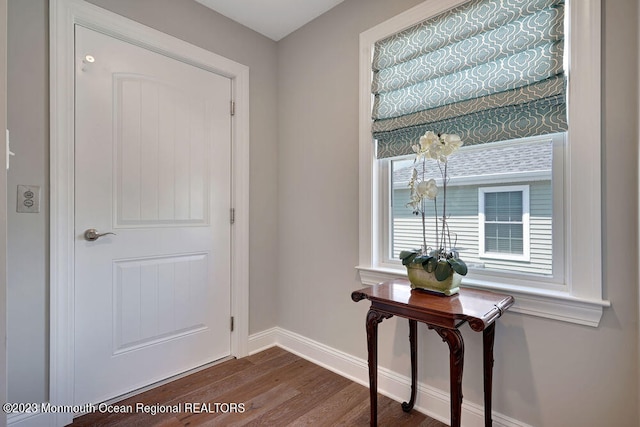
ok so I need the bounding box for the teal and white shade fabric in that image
[372,0,567,158]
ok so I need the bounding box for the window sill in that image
[355,266,610,327]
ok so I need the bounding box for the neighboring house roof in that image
[393,137,553,187]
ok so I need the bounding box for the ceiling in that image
[194,0,345,41]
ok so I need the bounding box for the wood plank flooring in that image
[70,346,447,426]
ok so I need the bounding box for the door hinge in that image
[230,208,235,225]
[230,316,235,332]
[230,101,235,116]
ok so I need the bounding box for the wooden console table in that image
[351,279,514,427]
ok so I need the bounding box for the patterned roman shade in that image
[372,0,566,158]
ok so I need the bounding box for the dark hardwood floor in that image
[70,346,447,426]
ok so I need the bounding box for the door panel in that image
[115,75,211,226]
[74,25,232,406]
[112,253,209,354]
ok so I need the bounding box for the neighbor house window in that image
[479,185,530,261]
[358,0,609,326]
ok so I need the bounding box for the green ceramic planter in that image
[406,263,462,296]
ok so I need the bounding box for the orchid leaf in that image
[401,253,417,266]
[400,250,419,266]
[399,250,416,260]
[448,258,468,275]
[422,257,437,273]
[435,261,451,281]
[413,255,430,264]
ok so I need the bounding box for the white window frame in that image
[478,185,531,262]
[357,0,610,327]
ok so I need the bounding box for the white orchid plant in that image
[399,131,468,281]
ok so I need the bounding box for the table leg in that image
[483,322,496,427]
[432,326,464,427]
[366,309,388,427]
[402,319,418,412]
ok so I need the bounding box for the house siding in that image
[392,180,553,276]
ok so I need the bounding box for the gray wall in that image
[276,0,639,425]
[7,0,49,403]
[1,0,8,424]
[7,0,279,402]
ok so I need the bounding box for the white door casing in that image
[74,26,232,406]
[50,0,249,425]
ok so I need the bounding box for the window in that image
[479,185,530,261]
[358,0,609,327]
[388,135,559,280]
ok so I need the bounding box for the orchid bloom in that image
[417,179,438,200]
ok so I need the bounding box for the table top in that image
[352,279,514,331]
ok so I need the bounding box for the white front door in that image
[74,25,232,406]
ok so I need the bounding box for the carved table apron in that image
[352,279,514,427]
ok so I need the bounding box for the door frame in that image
[50,0,249,424]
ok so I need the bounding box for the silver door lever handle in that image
[84,228,116,241]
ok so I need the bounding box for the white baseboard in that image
[248,327,530,427]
